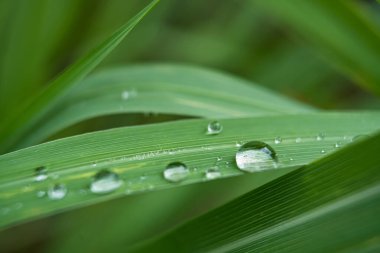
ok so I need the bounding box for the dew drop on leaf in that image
[207,121,223,135]
[235,141,278,173]
[48,184,67,200]
[205,167,221,180]
[36,190,46,198]
[163,162,189,182]
[34,166,48,182]
[90,170,123,194]
[274,137,282,144]
[316,133,325,141]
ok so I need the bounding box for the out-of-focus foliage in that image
[0,0,379,253]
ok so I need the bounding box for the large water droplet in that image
[34,166,48,182]
[90,170,123,194]
[48,184,67,200]
[163,162,189,182]
[205,167,221,180]
[235,141,278,173]
[207,121,223,135]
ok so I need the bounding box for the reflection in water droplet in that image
[205,168,221,180]
[274,137,282,144]
[34,166,48,182]
[295,137,302,143]
[316,133,325,141]
[48,184,67,200]
[90,170,123,194]
[163,162,189,182]
[207,121,223,135]
[235,141,278,173]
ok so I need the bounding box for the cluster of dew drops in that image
[30,120,365,202]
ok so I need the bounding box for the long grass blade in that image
[0,112,379,229]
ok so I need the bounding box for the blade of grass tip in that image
[0,0,159,153]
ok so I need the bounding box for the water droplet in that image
[205,168,221,180]
[334,142,342,148]
[163,162,189,182]
[235,141,278,173]
[235,141,244,147]
[321,149,326,154]
[34,166,48,182]
[274,137,282,144]
[295,137,302,143]
[207,121,223,135]
[90,170,123,194]
[216,156,222,162]
[121,89,137,100]
[316,133,325,141]
[48,184,67,200]
[36,190,46,198]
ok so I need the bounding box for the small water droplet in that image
[207,121,223,135]
[274,137,282,144]
[235,141,244,147]
[334,142,342,148]
[163,162,189,182]
[48,184,67,200]
[321,149,326,154]
[121,89,137,100]
[205,168,221,180]
[34,166,48,182]
[295,137,302,143]
[235,141,278,173]
[316,133,325,141]
[36,190,46,198]
[90,170,123,194]
[216,157,222,162]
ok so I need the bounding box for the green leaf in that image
[18,64,315,148]
[253,0,380,96]
[0,0,159,153]
[136,130,380,253]
[0,112,379,229]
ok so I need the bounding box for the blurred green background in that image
[1,0,380,252]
